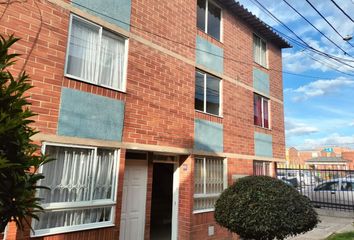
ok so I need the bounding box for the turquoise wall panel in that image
[253,67,270,96]
[196,36,224,74]
[194,119,223,152]
[72,0,131,31]
[254,132,273,157]
[58,88,125,141]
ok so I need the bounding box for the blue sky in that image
[237,0,354,149]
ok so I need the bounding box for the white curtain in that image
[253,35,261,63]
[98,32,125,89]
[67,17,99,83]
[35,146,115,230]
[260,40,267,66]
[193,158,224,211]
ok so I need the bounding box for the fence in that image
[276,164,354,211]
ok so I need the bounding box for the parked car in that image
[277,170,318,187]
[304,178,354,209]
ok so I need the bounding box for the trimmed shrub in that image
[214,176,319,240]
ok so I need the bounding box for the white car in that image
[305,178,354,209]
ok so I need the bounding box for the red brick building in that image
[0,0,289,239]
[286,147,354,169]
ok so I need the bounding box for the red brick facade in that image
[0,0,286,239]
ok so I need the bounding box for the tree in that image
[0,35,50,232]
[214,175,319,240]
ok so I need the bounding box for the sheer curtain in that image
[254,94,262,126]
[263,99,269,128]
[67,17,99,83]
[35,146,115,231]
[194,158,224,211]
[99,32,125,90]
[253,35,261,63]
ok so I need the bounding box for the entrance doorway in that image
[150,163,174,240]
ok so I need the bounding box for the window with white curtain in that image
[65,14,127,91]
[197,0,222,41]
[253,160,271,176]
[253,34,267,67]
[194,157,226,212]
[32,143,118,236]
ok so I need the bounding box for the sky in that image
[237,0,354,150]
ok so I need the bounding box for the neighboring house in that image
[0,0,290,239]
[287,147,354,169]
[305,157,350,169]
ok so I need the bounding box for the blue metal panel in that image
[254,132,273,157]
[253,67,270,96]
[194,119,223,152]
[58,88,125,141]
[196,36,224,74]
[72,0,131,31]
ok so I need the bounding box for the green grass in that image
[326,231,354,240]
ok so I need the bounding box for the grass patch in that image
[326,231,354,240]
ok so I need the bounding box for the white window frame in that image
[255,93,271,129]
[31,142,120,237]
[253,160,271,176]
[253,34,268,68]
[193,157,227,214]
[198,0,223,41]
[64,14,129,92]
[195,70,222,117]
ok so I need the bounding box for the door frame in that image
[152,155,179,240]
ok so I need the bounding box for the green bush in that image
[0,35,50,232]
[214,176,319,240]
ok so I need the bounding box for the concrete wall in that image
[58,88,125,141]
[196,35,224,74]
[72,0,131,31]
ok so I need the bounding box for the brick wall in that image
[342,151,354,169]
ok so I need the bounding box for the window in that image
[32,143,118,236]
[65,15,127,91]
[194,157,226,212]
[254,93,269,128]
[341,181,353,191]
[253,161,271,176]
[315,181,339,191]
[253,34,267,67]
[197,0,221,40]
[195,70,221,116]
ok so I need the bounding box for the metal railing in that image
[276,164,354,211]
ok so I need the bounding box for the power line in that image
[71,1,354,79]
[282,0,353,55]
[330,0,354,23]
[305,0,354,48]
[249,0,354,69]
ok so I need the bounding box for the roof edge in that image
[219,0,292,49]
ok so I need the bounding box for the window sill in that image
[64,74,127,94]
[254,61,269,71]
[255,125,272,131]
[195,110,223,119]
[193,208,215,214]
[31,222,115,237]
[197,28,223,44]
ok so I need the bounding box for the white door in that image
[119,160,148,240]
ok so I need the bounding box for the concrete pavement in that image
[288,209,354,240]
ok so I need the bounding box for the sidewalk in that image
[288,209,354,240]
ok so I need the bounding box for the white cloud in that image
[350,122,354,127]
[285,118,319,137]
[286,77,354,101]
[298,133,354,149]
